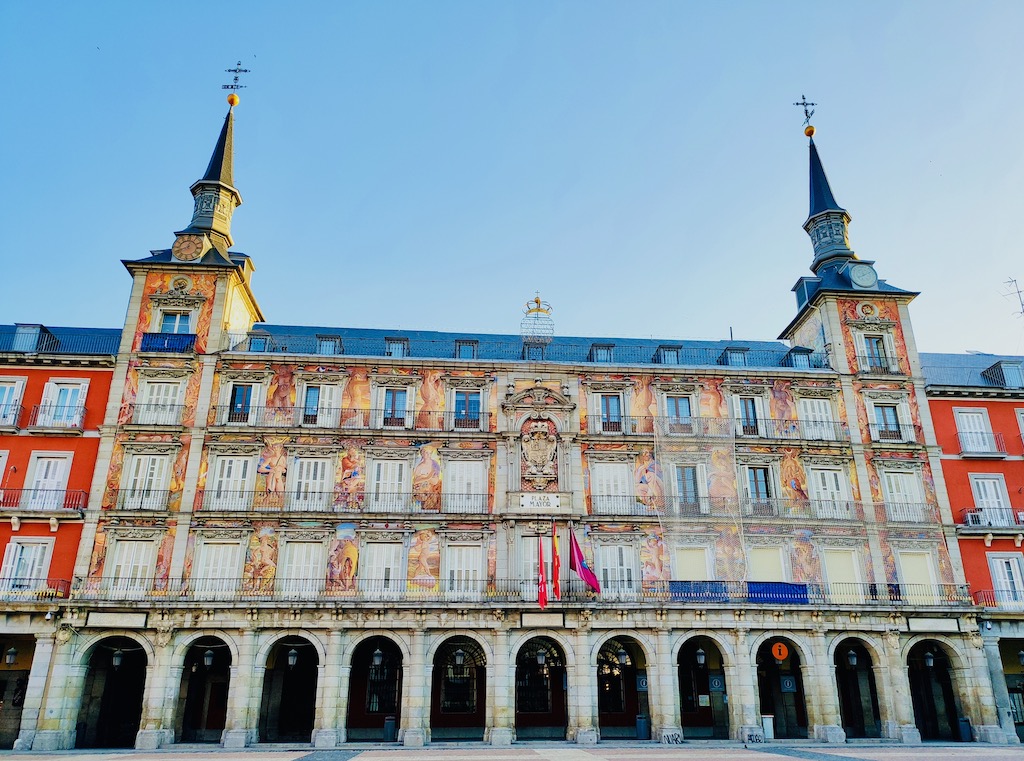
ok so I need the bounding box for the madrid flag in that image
[537,535,548,609]
[551,523,562,600]
[569,526,601,593]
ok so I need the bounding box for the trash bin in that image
[636,714,651,740]
[958,717,972,742]
[761,715,775,740]
[383,715,397,742]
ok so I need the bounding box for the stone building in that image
[7,102,1010,749]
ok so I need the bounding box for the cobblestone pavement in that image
[4,745,1024,761]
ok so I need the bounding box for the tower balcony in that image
[855,354,905,375]
[140,333,196,353]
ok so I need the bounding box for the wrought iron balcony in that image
[113,488,173,511]
[126,403,188,426]
[959,507,1023,528]
[210,405,491,432]
[868,422,922,444]
[140,333,196,353]
[0,488,87,511]
[28,404,86,431]
[0,578,72,601]
[588,495,864,520]
[973,589,1024,609]
[0,327,119,355]
[0,403,24,429]
[734,418,850,442]
[884,501,936,523]
[957,431,1007,457]
[855,354,904,375]
[197,489,490,515]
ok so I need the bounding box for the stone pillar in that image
[312,630,342,747]
[12,636,55,750]
[808,632,845,743]
[402,630,427,746]
[222,630,257,748]
[653,628,683,743]
[489,625,513,745]
[963,639,1007,744]
[335,630,351,745]
[573,628,597,744]
[883,632,921,743]
[984,638,1020,743]
[872,662,896,739]
[31,629,85,752]
[159,664,185,743]
[135,640,172,749]
[729,627,762,742]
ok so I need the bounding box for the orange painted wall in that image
[0,522,83,582]
[960,537,1024,592]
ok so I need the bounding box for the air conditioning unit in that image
[1017,511,1024,525]
[966,512,984,526]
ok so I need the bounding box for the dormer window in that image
[721,348,748,367]
[657,346,681,365]
[591,344,614,363]
[455,340,478,360]
[523,344,545,361]
[983,361,1024,389]
[385,338,409,358]
[317,335,342,356]
[786,348,813,369]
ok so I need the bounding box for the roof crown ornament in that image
[521,293,554,346]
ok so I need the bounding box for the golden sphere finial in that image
[227,93,240,107]
[804,125,815,138]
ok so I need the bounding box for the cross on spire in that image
[222,61,251,91]
[793,94,816,127]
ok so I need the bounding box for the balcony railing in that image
[140,333,196,353]
[868,423,922,444]
[197,489,490,514]
[0,488,87,511]
[0,328,119,355]
[71,576,972,607]
[959,507,1024,528]
[0,578,72,601]
[855,354,904,375]
[113,488,172,511]
[127,403,188,426]
[884,501,936,523]
[211,405,490,432]
[28,404,86,430]
[735,418,850,442]
[588,495,864,520]
[973,589,1024,610]
[0,403,24,429]
[957,431,1007,457]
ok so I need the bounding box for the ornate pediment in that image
[219,369,272,382]
[106,524,166,539]
[150,286,207,310]
[288,446,340,458]
[441,447,491,461]
[195,527,250,540]
[790,384,839,399]
[294,370,349,384]
[652,381,699,395]
[370,372,419,387]
[360,530,407,542]
[873,458,923,472]
[122,442,182,455]
[138,367,192,380]
[206,441,264,455]
[502,380,575,412]
[585,449,634,463]
[444,374,491,389]
[846,318,897,331]
[365,446,416,460]
[582,379,633,392]
[736,454,780,466]
[802,455,851,468]
[863,390,908,401]
[279,529,331,541]
[722,381,770,395]
[440,530,486,542]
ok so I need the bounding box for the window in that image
[36,380,87,428]
[369,459,409,512]
[455,341,478,360]
[207,455,254,510]
[591,344,614,363]
[520,535,554,602]
[862,334,890,371]
[955,409,997,453]
[732,394,766,437]
[789,352,811,369]
[107,539,155,597]
[725,349,747,367]
[989,553,1024,609]
[193,541,242,596]
[798,397,836,440]
[159,311,191,334]
[823,548,861,603]
[747,547,786,581]
[226,383,257,424]
[445,544,482,600]
[23,453,71,510]
[809,467,850,519]
[361,542,405,598]
[248,334,269,352]
[672,464,707,515]
[0,379,25,427]
[896,550,936,604]
[443,459,487,513]
[524,344,545,361]
[969,474,1013,525]
[674,547,711,581]
[278,540,324,597]
[665,395,693,433]
[872,403,903,441]
[657,346,681,365]
[1004,365,1024,388]
[316,335,341,355]
[381,388,410,428]
[301,384,340,427]
[590,461,633,513]
[384,338,409,358]
[136,380,182,425]
[120,453,170,509]
[288,457,333,511]
[598,394,623,433]
[742,465,775,515]
[0,538,53,592]
[597,543,637,600]
[880,469,924,522]
[452,390,482,430]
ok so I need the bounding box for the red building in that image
[0,324,118,749]
[923,352,1024,741]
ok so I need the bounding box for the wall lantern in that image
[695,647,706,667]
[112,648,124,669]
[4,647,16,666]
[287,648,298,669]
[617,648,628,666]
[372,648,384,667]
[1017,650,1024,667]
[536,648,546,667]
[454,648,465,667]
[204,649,215,668]
[847,649,858,668]
[924,651,935,669]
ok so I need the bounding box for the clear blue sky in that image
[2,2,1023,354]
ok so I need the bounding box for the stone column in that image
[222,629,257,748]
[964,638,1007,744]
[159,664,185,743]
[873,662,895,739]
[336,631,351,745]
[729,627,762,742]
[883,632,921,743]
[489,624,513,745]
[12,635,55,751]
[653,628,683,743]
[808,632,845,743]
[312,630,342,747]
[135,638,173,749]
[402,630,427,746]
[573,628,597,744]
[983,638,1020,743]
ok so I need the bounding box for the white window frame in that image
[366,453,414,512]
[596,541,639,601]
[192,538,244,597]
[135,379,184,425]
[157,309,194,335]
[105,538,156,598]
[808,466,852,519]
[442,455,488,513]
[731,393,768,437]
[299,381,342,428]
[668,461,709,515]
[954,407,996,453]
[0,537,55,593]
[797,396,837,441]
[895,549,938,604]
[277,538,327,598]
[589,459,634,514]
[220,379,267,426]
[443,542,483,601]
[384,338,409,358]
[673,545,713,581]
[36,378,89,428]
[739,461,780,516]
[746,545,789,582]
[988,552,1024,610]
[446,384,487,432]
[821,547,862,603]
[21,451,72,510]
[360,541,407,599]
[205,453,256,510]
[968,473,1013,526]
[119,451,172,510]
[856,330,898,373]
[662,392,696,434]
[590,391,627,434]
[879,467,926,522]
[0,451,9,507]
[0,377,26,428]
[865,395,913,443]
[372,382,416,429]
[287,454,335,511]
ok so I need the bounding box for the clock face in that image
[849,263,877,288]
[172,234,205,261]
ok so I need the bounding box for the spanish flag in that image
[551,522,561,600]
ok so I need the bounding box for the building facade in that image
[5,105,1012,749]
[923,352,1024,741]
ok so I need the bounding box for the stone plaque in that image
[87,611,147,628]
[520,493,560,511]
[521,612,564,628]
[907,617,959,632]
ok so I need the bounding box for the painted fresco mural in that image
[326,523,358,592]
[133,272,218,353]
[837,298,911,374]
[790,309,827,357]
[408,528,440,593]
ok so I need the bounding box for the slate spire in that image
[802,126,854,273]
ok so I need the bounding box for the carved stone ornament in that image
[594,534,639,546]
[722,381,770,395]
[502,384,575,413]
[814,536,862,549]
[295,371,348,384]
[886,538,937,550]
[673,533,718,547]
[863,390,908,402]
[150,289,206,310]
[360,531,408,542]
[219,369,272,382]
[441,531,485,543]
[122,442,181,455]
[365,446,415,460]
[444,375,491,389]
[441,447,491,461]
[371,373,419,387]
[790,384,838,399]
[748,536,791,548]
[847,318,897,331]
[664,454,712,468]
[586,449,634,463]
[802,455,851,468]
[735,454,780,466]
[885,628,901,652]
[280,529,330,542]
[522,421,558,488]
[206,442,263,455]
[107,526,165,539]
[196,528,249,540]
[652,381,699,395]
[874,458,923,472]
[138,368,191,380]
[288,446,339,459]
[583,380,633,392]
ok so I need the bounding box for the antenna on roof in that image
[1004,278,1024,320]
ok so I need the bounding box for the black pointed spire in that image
[808,138,845,218]
[201,108,234,187]
[801,127,854,273]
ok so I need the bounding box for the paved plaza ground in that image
[4,745,1023,761]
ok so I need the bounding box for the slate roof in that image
[808,138,846,219]
[124,250,250,267]
[0,325,121,355]
[921,352,1024,388]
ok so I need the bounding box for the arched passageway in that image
[834,639,880,738]
[596,637,649,739]
[346,636,403,742]
[908,641,961,741]
[258,637,318,743]
[429,636,486,741]
[515,637,567,740]
[0,637,33,749]
[678,636,729,739]
[755,637,807,739]
[75,636,147,748]
[176,636,231,742]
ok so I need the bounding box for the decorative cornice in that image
[196,528,250,540]
[360,530,408,542]
[288,446,339,458]
[873,458,922,472]
[219,369,272,382]
[370,373,419,387]
[441,448,491,461]
[444,375,491,389]
[440,530,486,542]
[735,454,780,466]
[365,446,416,460]
[651,382,699,395]
[582,380,633,392]
[279,528,331,541]
[585,450,635,463]
[846,317,897,331]
[122,442,182,455]
[138,367,192,380]
[206,442,263,455]
[294,370,349,383]
[107,525,166,539]
[862,389,908,401]
[149,288,207,309]
[802,455,851,468]
[790,384,839,399]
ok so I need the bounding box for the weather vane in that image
[222,61,251,91]
[793,94,816,127]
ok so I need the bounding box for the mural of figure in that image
[412,443,442,511]
[631,377,656,433]
[408,529,439,590]
[267,365,294,410]
[257,441,288,496]
[634,449,664,508]
[415,370,445,429]
[338,445,365,506]
[770,379,797,435]
[640,532,667,583]
[245,526,277,592]
[779,448,808,503]
[700,378,728,418]
[342,368,371,426]
[708,448,736,501]
[326,523,358,592]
